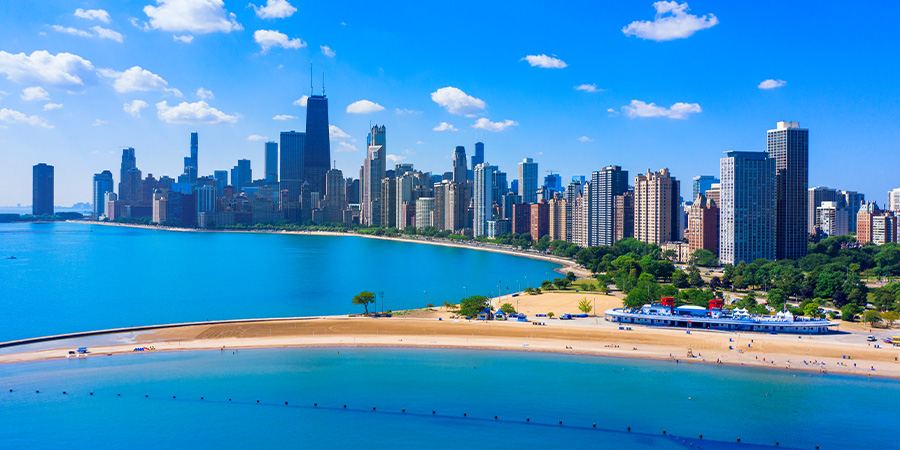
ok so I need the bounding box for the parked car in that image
[867,336,877,342]
[560,314,573,320]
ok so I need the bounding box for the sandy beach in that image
[3,293,898,379]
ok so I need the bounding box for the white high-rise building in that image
[888,187,900,213]
[474,163,495,236]
[517,158,538,204]
[361,125,386,226]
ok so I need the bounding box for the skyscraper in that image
[473,163,495,236]
[415,197,435,229]
[634,169,681,245]
[92,170,114,219]
[518,158,538,204]
[688,194,719,257]
[183,132,198,183]
[807,186,839,234]
[361,125,386,226]
[304,94,331,195]
[564,181,582,242]
[471,141,484,170]
[32,163,54,216]
[231,159,251,192]
[118,148,141,203]
[213,170,228,197]
[692,175,719,201]
[592,166,629,246]
[324,168,346,223]
[265,141,278,184]
[280,131,305,203]
[887,188,900,213]
[453,146,467,184]
[719,151,776,265]
[767,121,808,260]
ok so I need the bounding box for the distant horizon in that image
[2,1,899,205]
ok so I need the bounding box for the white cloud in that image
[472,118,518,132]
[335,141,358,152]
[91,26,124,42]
[415,140,425,145]
[51,25,124,42]
[758,79,787,90]
[173,35,194,43]
[123,99,149,117]
[293,95,308,106]
[273,114,297,120]
[21,86,50,101]
[578,136,593,142]
[254,29,306,53]
[156,100,238,124]
[99,66,181,96]
[622,100,701,119]
[622,1,718,41]
[386,154,406,163]
[75,8,111,23]
[346,99,384,114]
[430,86,486,116]
[196,87,214,99]
[606,108,619,117]
[320,45,335,57]
[250,0,297,19]
[0,108,52,128]
[433,122,457,132]
[50,25,93,38]
[0,51,95,86]
[522,54,567,69]
[92,119,108,126]
[575,84,603,93]
[394,108,421,115]
[247,134,268,141]
[43,103,63,111]
[141,0,242,34]
[329,124,353,140]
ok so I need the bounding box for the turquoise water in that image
[0,222,559,341]
[1,347,896,449]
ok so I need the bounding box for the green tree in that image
[803,301,820,318]
[500,303,516,314]
[690,249,718,267]
[864,310,883,327]
[547,312,555,318]
[578,298,593,315]
[732,275,746,290]
[671,270,689,289]
[840,304,860,322]
[767,288,788,309]
[882,310,899,327]
[352,291,375,314]
[541,280,553,289]
[457,295,490,318]
[566,271,577,282]
[688,266,704,287]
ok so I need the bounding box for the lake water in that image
[0,222,560,341]
[1,347,896,449]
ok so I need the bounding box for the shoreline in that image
[2,316,898,380]
[78,221,584,277]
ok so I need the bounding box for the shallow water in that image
[0,347,894,449]
[0,222,559,341]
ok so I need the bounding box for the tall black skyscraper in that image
[592,165,629,246]
[280,131,305,203]
[767,121,808,261]
[304,94,330,195]
[471,141,484,169]
[32,163,54,216]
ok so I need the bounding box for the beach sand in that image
[3,311,898,379]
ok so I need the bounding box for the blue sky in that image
[0,0,898,206]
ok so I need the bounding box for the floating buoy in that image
[145,394,148,398]
[526,418,530,422]
[117,394,120,397]
[663,430,667,435]
[432,411,435,414]
[463,413,467,417]
[626,426,630,431]
[559,421,563,425]
[63,391,67,394]
[285,401,288,405]
[495,416,498,420]
[402,409,406,413]
[36,390,40,393]
[90,392,93,396]
[257,400,260,403]
[699,434,702,439]
[343,405,347,408]
[737,438,741,442]
[201,397,204,400]
[372,407,376,411]
[314,403,317,407]
[172,395,175,399]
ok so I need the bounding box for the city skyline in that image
[2,1,900,206]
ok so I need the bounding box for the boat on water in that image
[604,298,837,334]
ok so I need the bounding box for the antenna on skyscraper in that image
[310,63,314,96]
[322,72,325,96]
